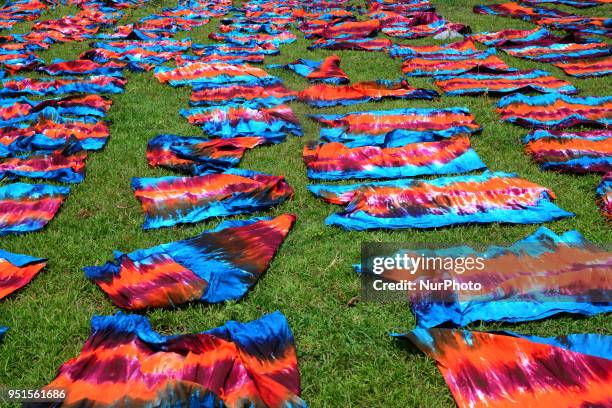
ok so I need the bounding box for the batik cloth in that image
[0,182,70,236]
[132,169,294,229]
[303,136,486,180]
[146,134,270,174]
[401,328,612,408]
[27,311,307,408]
[297,80,438,107]
[308,171,572,230]
[0,248,46,300]
[523,129,611,173]
[497,93,612,128]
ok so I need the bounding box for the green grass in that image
[0,1,611,406]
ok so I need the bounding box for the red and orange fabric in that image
[0,249,46,300]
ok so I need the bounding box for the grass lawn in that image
[0,1,611,406]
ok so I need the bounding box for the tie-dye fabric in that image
[84,214,295,309]
[189,83,296,107]
[192,43,279,58]
[497,93,612,129]
[471,27,560,48]
[0,75,126,96]
[0,182,70,236]
[309,107,481,141]
[524,129,611,173]
[379,11,468,40]
[473,2,574,22]
[389,38,478,59]
[0,117,109,154]
[503,41,611,63]
[308,37,393,52]
[367,227,611,327]
[37,59,127,75]
[0,248,46,300]
[30,311,307,408]
[181,104,302,139]
[298,80,438,108]
[132,169,294,229]
[554,56,612,78]
[303,136,486,180]
[522,0,608,7]
[401,49,511,76]
[0,145,87,183]
[597,172,612,220]
[402,328,612,408]
[269,54,349,85]
[154,62,280,87]
[434,69,577,96]
[146,134,269,174]
[308,171,572,230]
[304,19,380,40]
[0,95,111,126]
[0,326,6,342]
[538,16,611,38]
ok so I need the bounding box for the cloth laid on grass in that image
[0,75,126,97]
[473,2,574,22]
[497,93,612,129]
[471,27,564,47]
[309,107,481,141]
[0,143,87,183]
[0,49,42,73]
[308,37,393,52]
[154,62,280,87]
[189,83,296,107]
[182,104,302,139]
[0,95,111,126]
[84,214,295,309]
[297,80,438,108]
[0,326,5,343]
[400,328,612,408]
[268,55,349,85]
[502,41,611,63]
[80,47,180,71]
[377,11,469,40]
[176,53,265,65]
[303,136,486,180]
[304,19,380,40]
[401,49,511,76]
[0,248,46,300]
[554,56,612,78]
[146,134,270,174]
[434,69,577,96]
[36,59,127,75]
[362,227,611,327]
[536,15,611,38]
[192,43,279,58]
[389,38,478,59]
[473,2,611,37]
[132,169,294,229]
[27,311,307,408]
[208,31,297,47]
[308,171,572,230]
[0,182,70,236]
[597,173,612,220]
[471,27,611,62]
[524,129,611,173]
[522,0,610,7]
[0,117,109,154]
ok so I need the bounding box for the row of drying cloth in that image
[0,0,313,407]
[0,0,238,236]
[474,1,611,38]
[357,225,612,408]
[0,0,156,74]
